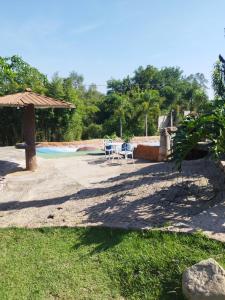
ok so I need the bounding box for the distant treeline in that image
[0,55,209,145]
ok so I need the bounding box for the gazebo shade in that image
[0,90,74,108]
[0,89,75,171]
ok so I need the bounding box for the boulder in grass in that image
[77,146,98,151]
[182,258,225,300]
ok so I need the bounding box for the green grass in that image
[0,228,224,300]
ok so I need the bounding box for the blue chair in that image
[119,143,134,161]
[104,144,113,159]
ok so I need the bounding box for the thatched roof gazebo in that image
[0,89,75,171]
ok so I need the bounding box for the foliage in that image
[0,56,104,145]
[137,90,162,136]
[173,102,225,169]
[83,123,103,139]
[212,59,225,98]
[0,55,47,95]
[102,92,132,137]
[0,56,48,145]
[122,132,134,143]
[172,55,225,170]
[103,132,118,140]
[0,55,209,145]
[103,65,209,137]
[0,227,224,300]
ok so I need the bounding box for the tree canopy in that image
[0,55,209,145]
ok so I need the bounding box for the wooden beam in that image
[23,104,37,171]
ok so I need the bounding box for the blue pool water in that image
[36,147,104,158]
[37,147,77,154]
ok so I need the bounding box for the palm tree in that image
[112,93,130,137]
[139,90,161,136]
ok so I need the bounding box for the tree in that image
[138,90,161,136]
[133,65,160,90]
[107,77,132,95]
[0,55,210,145]
[212,59,225,99]
[0,55,48,145]
[113,93,129,137]
[172,55,225,169]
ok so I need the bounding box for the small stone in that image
[182,258,225,300]
[47,214,54,219]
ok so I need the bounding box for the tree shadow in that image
[87,156,136,166]
[0,160,24,177]
[0,159,224,239]
[73,226,129,254]
[76,159,224,238]
[79,179,222,229]
[86,157,107,165]
[87,152,105,156]
[0,193,75,211]
[0,162,176,211]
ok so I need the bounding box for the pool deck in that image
[0,146,225,242]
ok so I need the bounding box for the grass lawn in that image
[0,227,224,300]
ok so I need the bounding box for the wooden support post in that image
[23,104,37,171]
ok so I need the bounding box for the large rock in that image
[182,258,225,300]
[77,146,98,151]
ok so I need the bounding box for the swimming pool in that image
[37,147,78,154]
[36,147,104,158]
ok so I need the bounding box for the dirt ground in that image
[0,147,224,242]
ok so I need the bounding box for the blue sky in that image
[1,0,225,96]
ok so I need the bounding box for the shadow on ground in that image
[0,158,224,238]
[73,226,127,254]
[0,160,24,177]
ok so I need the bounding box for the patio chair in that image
[111,143,122,160]
[103,139,113,146]
[104,143,114,159]
[119,143,134,161]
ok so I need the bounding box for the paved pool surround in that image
[1,146,224,243]
[37,136,159,148]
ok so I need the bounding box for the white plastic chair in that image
[119,143,134,162]
[104,142,113,159]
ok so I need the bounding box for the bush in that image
[82,123,103,139]
[171,104,225,170]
